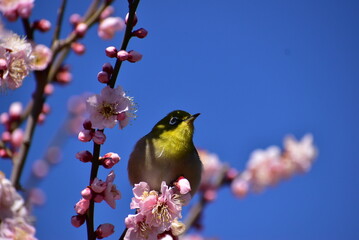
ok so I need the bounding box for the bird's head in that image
[150,110,200,141]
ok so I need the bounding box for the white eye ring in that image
[169,117,179,125]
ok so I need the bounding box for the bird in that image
[127,110,202,196]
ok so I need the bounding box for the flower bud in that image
[9,102,23,120]
[127,50,142,63]
[105,46,117,58]
[76,150,93,163]
[81,187,93,200]
[95,223,115,239]
[116,50,128,61]
[132,28,148,38]
[100,6,114,20]
[175,177,191,195]
[102,62,113,74]
[125,12,138,26]
[44,84,54,96]
[97,71,109,84]
[71,214,86,228]
[75,198,90,215]
[0,58,8,70]
[75,23,88,38]
[70,14,82,25]
[71,42,86,55]
[33,19,51,32]
[83,120,92,130]
[11,128,24,147]
[78,129,93,142]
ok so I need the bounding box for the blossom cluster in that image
[125,179,192,240]
[0,172,37,240]
[0,0,34,21]
[72,171,121,234]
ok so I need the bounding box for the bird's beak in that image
[186,113,201,122]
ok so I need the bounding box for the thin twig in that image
[52,0,68,45]
[21,18,33,40]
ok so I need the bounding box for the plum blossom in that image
[0,28,32,89]
[125,181,190,239]
[230,134,317,197]
[98,17,125,40]
[0,172,37,240]
[86,86,135,129]
[30,44,52,70]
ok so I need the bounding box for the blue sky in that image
[1,0,359,239]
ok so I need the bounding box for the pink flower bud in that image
[44,84,54,96]
[116,50,128,61]
[9,102,23,120]
[76,150,93,163]
[101,152,120,169]
[71,214,86,228]
[11,128,24,148]
[117,112,127,121]
[102,63,113,74]
[4,10,18,22]
[91,178,107,193]
[127,50,142,63]
[176,177,191,195]
[75,23,88,38]
[78,129,93,142]
[105,46,117,58]
[71,42,86,55]
[81,187,93,200]
[32,159,49,178]
[0,149,9,158]
[95,223,115,239]
[93,131,106,145]
[2,131,11,142]
[83,120,92,130]
[56,70,72,84]
[231,177,249,198]
[0,113,9,125]
[203,189,217,202]
[0,58,8,70]
[132,28,148,38]
[37,113,46,124]
[97,71,109,84]
[75,198,90,215]
[226,168,238,182]
[70,14,82,25]
[33,19,51,32]
[125,12,138,26]
[41,104,50,115]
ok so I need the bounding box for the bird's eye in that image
[169,117,179,125]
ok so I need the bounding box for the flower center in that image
[99,102,118,119]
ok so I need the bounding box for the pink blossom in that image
[98,17,125,40]
[284,134,316,173]
[16,0,34,18]
[0,218,37,240]
[125,214,160,240]
[55,67,72,84]
[91,178,107,193]
[100,6,114,20]
[93,194,104,203]
[69,13,82,25]
[102,62,113,74]
[175,177,191,195]
[31,44,52,70]
[231,177,249,198]
[93,130,106,144]
[95,223,115,239]
[86,86,135,129]
[104,170,121,208]
[0,29,32,89]
[74,198,90,215]
[0,0,34,21]
[44,83,54,96]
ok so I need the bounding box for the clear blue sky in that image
[1,0,359,239]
